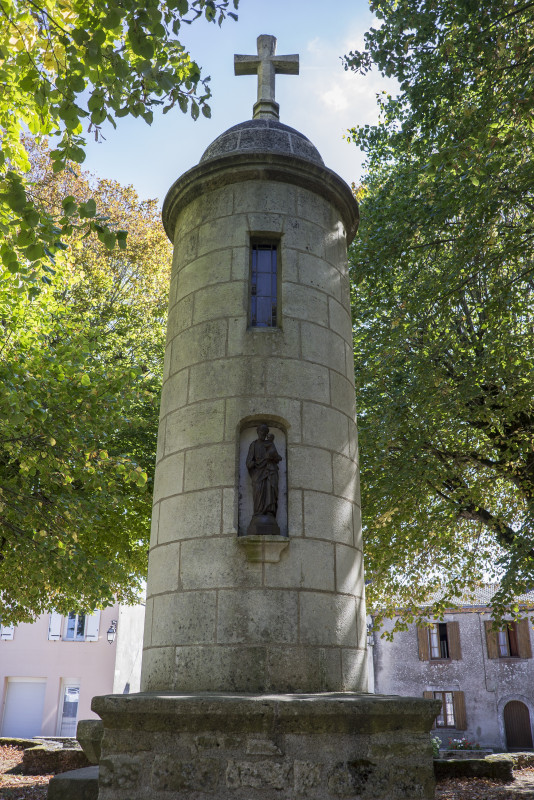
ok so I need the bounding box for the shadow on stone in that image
[47,765,99,800]
[434,755,514,782]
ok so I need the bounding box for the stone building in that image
[370,585,534,751]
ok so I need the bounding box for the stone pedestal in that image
[92,692,440,800]
[237,534,289,563]
[246,512,281,537]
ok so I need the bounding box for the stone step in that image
[47,765,99,800]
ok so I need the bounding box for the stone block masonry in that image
[89,60,439,798]
[93,693,440,800]
[142,137,366,695]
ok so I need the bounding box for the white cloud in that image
[277,23,398,184]
[323,83,350,113]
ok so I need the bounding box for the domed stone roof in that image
[200,119,324,166]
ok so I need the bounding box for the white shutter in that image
[48,612,63,641]
[85,611,100,642]
[1,624,15,640]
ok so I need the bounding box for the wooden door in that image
[504,701,533,750]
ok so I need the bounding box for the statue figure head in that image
[256,424,269,440]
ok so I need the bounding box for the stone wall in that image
[371,611,534,750]
[22,744,89,775]
[142,167,366,694]
[93,693,438,800]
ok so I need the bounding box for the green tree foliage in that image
[0,0,237,621]
[0,0,238,289]
[0,142,171,623]
[344,0,534,626]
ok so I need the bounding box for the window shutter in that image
[48,612,63,641]
[85,611,100,642]
[452,691,467,730]
[0,624,15,640]
[417,626,430,661]
[485,620,499,659]
[516,619,532,659]
[447,621,462,659]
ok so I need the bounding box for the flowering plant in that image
[447,737,481,750]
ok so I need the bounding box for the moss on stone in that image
[0,736,37,748]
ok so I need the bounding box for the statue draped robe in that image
[246,438,281,517]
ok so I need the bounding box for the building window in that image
[51,611,100,642]
[250,242,278,328]
[434,691,455,727]
[65,612,86,641]
[424,690,467,730]
[417,621,461,661]
[485,619,532,660]
[430,623,450,660]
[498,624,520,658]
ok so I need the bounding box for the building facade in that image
[0,602,144,739]
[370,587,534,752]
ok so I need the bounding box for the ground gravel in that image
[435,767,534,799]
[0,745,50,800]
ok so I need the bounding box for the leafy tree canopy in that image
[0,141,171,623]
[1,0,238,622]
[0,0,238,291]
[345,0,534,628]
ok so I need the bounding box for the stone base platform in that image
[92,692,440,799]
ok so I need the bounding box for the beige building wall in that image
[0,606,118,737]
[143,164,366,694]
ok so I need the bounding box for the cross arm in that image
[272,55,299,75]
[234,55,260,76]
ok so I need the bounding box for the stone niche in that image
[238,422,288,538]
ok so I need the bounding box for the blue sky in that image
[82,0,394,204]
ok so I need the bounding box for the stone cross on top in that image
[234,34,299,121]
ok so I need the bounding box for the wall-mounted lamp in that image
[107,619,118,645]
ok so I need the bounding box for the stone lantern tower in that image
[141,33,365,696]
[91,36,438,800]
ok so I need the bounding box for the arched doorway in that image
[504,701,533,750]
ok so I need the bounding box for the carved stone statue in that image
[246,424,283,536]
